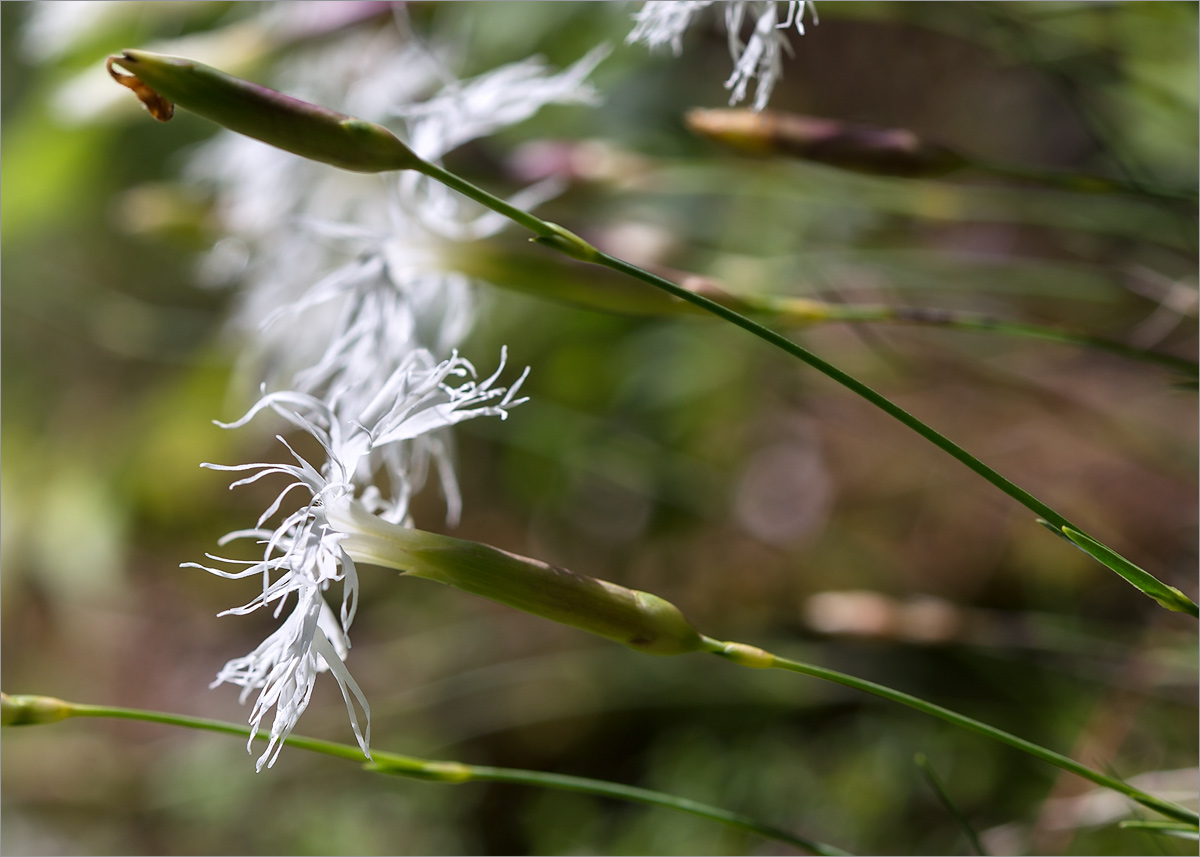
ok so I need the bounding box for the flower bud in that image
[327,500,705,656]
[687,109,968,178]
[704,640,776,669]
[107,50,421,173]
[1,693,73,726]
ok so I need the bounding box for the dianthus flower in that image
[627,0,816,111]
[189,351,527,769]
[183,15,601,767]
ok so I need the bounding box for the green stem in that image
[598,252,1198,614]
[5,695,844,856]
[701,639,1199,826]
[459,245,1195,377]
[417,160,561,239]
[753,297,1197,378]
[914,753,988,856]
[595,250,1092,527]
[968,159,1198,205]
[442,765,849,855]
[415,157,1198,617]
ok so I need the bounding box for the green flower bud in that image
[328,500,705,656]
[1,693,73,726]
[107,50,421,173]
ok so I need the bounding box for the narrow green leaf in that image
[1061,526,1199,616]
[1035,518,1075,543]
[1119,820,1200,841]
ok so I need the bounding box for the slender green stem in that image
[417,160,561,239]
[596,250,1078,528]
[425,764,850,855]
[460,246,1196,377]
[968,158,1198,205]
[752,297,1198,378]
[415,157,1198,617]
[597,252,1198,614]
[68,701,370,760]
[4,695,843,856]
[914,753,988,856]
[701,639,1199,826]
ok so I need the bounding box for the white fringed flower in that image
[190,351,526,769]
[193,40,606,386]
[180,11,590,771]
[185,405,366,770]
[188,39,601,533]
[626,0,718,56]
[627,1,816,111]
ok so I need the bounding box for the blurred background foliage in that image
[1,2,1196,854]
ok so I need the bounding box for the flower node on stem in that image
[532,222,599,263]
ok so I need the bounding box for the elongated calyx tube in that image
[687,109,968,178]
[107,50,421,173]
[327,500,705,656]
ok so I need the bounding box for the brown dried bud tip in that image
[107,56,174,121]
[687,109,968,178]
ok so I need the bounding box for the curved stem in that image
[968,158,1198,205]
[415,157,1198,617]
[753,297,1197,378]
[597,251,1197,615]
[914,753,988,856]
[595,250,1080,525]
[433,764,849,855]
[417,160,561,239]
[6,696,843,855]
[700,639,1199,826]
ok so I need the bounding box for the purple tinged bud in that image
[108,50,421,173]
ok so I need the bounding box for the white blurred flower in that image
[627,0,816,110]
[21,1,129,61]
[193,40,605,376]
[626,0,717,56]
[189,38,600,529]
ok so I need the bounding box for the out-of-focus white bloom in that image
[189,37,600,528]
[43,3,398,126]
[626,0,717,56]
[189,350,527,769]
[191,38,601,426]
[193,39,605,368]
[398,46,608,164]
[627,1,816,111]
[22,1,127,61]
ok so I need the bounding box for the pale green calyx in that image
[107,50,422,173]
[1,693,73,726]
[327,498,706,656]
